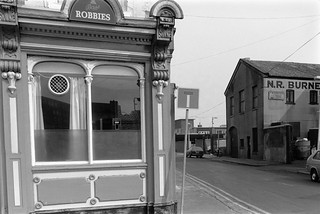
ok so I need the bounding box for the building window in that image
[310,90,318,105]
[252,86,258,109]
[240,139,244,149]
[239,90,245,113]
[286,89,295,104]
[30,61,143,165]
[230,96,234,116]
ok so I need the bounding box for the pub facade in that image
[0,0,183,213]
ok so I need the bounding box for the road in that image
[176,155,320,214]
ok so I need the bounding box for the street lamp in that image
[315,76,320,150]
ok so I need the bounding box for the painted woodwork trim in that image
[33,169,146,211]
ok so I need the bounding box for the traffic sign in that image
[178,88,199,109]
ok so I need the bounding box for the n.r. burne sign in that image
[69,0,116,24]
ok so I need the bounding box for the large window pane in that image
[33,72,88,162]
[92,75,141,160]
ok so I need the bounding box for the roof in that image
[243,58,320,79]
[224,58,320,95]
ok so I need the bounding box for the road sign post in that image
[178,88,199,214]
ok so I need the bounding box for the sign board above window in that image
[69,0,116,24]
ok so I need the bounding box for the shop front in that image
[0,0,183,213]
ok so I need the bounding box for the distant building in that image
[175,120,226,153]
[225,58,320,161]
[175,119,196,134]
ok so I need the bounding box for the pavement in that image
[175,153,309,214]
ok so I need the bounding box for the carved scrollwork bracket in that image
[0,0,20,95]
[1,60,21,94]
[0,0,17,24]
[150,0,183,102]
[153,80,168,102]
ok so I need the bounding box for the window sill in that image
[32,162,147,172]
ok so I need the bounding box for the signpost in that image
[178,88,199,214]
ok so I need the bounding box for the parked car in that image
[306,150,320,182]
[186,146,204,158]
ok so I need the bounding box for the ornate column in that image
[0,0,21,95]
[149,1,183,213]
[0,1,27,214]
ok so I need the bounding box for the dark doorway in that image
[229,127,238,158]
[247,136,251,159]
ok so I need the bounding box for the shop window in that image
[310,90,318,105]
[230,96,234,116]
[31,62,142,164]
[252,85,258,109]
[239,90,245,113]
[286,90,295,104]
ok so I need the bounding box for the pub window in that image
[252,85,258,109]
[30,61,142,164]
[310,90,318,105]
[239,90,245,113]
[286,89,295,104]
[230,96,234,116]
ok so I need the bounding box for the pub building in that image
[0,0,183,213]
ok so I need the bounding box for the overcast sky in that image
[171,0,320,127]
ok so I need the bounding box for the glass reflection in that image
[91,75,141,160]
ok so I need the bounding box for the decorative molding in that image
[19,24,152,45]
[150,0,184,19]
[153,80,168,102]
[150,0,183,100]
[0,60,21,94]
[0,0,17,24]
[2,70,21,94]
[0,0,21,95]
[1,27,18,58]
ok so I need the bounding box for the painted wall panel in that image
[95,175,143,201]
[37,178,90,205]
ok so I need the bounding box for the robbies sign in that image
[69,0,116,24]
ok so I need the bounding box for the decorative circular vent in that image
[48,74,69,95]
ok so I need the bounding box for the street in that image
[176,155,320,214]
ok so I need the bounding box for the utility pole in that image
[212,117,217,150]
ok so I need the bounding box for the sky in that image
[170,0,320,128]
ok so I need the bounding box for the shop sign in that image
[69,0,116,24]
[265,78,320,90]
[268,91,285,100]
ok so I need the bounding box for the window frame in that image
[285,89,295,104]
[252,85,258,109]
[28,57,146,166]
[239,90,245,113]
[309,90,318,105]
[230,96,234,116]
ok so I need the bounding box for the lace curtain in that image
[32,76,86,130]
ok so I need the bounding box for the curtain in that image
[32,76,44,130]
[69,77,86,130]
